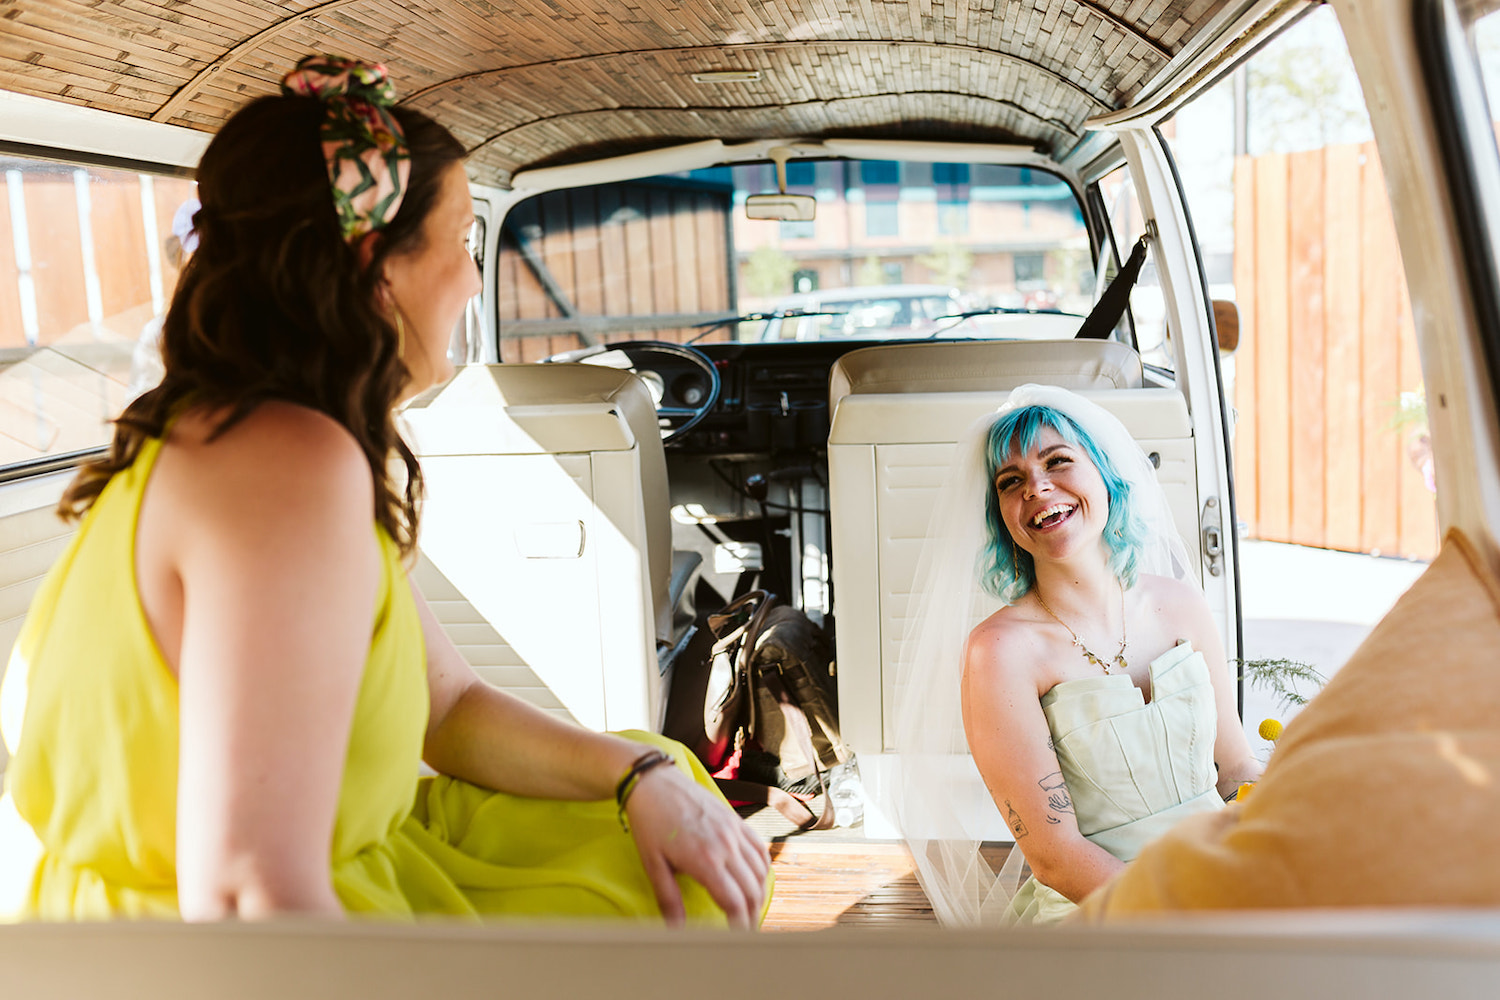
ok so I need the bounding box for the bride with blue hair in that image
[890,384,1261,925]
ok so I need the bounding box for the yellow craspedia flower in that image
[1258,718,1284,741]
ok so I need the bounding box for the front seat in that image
[402,363,681,732]
[822,339,1192,840]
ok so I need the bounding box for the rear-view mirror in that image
[745,193,816,221]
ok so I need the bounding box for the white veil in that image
[886,383,1195,926]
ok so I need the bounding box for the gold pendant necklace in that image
[1035,580,1128,675]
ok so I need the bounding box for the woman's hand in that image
[623,765,770,929]
[412,590,769,927]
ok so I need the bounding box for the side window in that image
[0,156,196,469]
[1093,164,1169,370]
[1162,5,1434,563]
[1160,4,1435,746]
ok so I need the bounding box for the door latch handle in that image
[1200,496,1224,577]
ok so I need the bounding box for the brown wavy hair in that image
[58,96,467,556]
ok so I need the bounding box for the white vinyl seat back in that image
[825,341,1194,756]
[827,339,1145,412]
[402,363,670,732]
[410,553,577,724]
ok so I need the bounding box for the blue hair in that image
[979,405,1149,602]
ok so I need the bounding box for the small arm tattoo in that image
[1004,799,1030,839]
[1039,771,1074,815]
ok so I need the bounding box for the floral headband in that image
[280,55,411,242]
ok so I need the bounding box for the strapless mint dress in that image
[1004,641,1224,925]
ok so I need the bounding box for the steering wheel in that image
[598,340,722,444]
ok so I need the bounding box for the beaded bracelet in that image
[614,750,675,831]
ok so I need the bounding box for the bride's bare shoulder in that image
[965,601,1049,678]
[1133,572,1214,635]
[1134,572,1209,606]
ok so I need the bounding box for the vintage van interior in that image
[3,0,1500,994]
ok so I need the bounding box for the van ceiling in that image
[0,0,1240,186]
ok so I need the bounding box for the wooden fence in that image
[0,162,195,348]
[1232,141,1437,561]
[0,161,196,462]
[497,180,732,361]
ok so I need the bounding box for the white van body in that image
[1,0,1499,993]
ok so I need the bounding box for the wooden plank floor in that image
[762,840,934,931]
[760,834,1019,931]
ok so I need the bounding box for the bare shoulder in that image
[964,603,1049,684]
[1134,573,1211,615]
[172,401,363,467]
[1133,572,1217,644]
[159,402,375,536]
[169,402,371,497]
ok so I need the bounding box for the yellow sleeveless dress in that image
[0,434,738,923]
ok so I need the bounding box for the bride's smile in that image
[1030,502,1076,530]
[995,426,1109,557]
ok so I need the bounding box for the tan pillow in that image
[1077,528,1500,917]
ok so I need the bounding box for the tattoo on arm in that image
[1038,771,1074,820]
[1004,799,1029,839]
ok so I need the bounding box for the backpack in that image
[663,590,851,831]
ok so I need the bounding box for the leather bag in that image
[666,590,851,831]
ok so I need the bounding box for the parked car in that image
[757,284,973,342]
[2,0,1500,993]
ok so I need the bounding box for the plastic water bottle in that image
[827,758,865,828]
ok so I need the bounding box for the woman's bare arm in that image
[1146,577,1264,796]
[416,587,645,800]
[962,618,1125,903]
[1195,609,1265,795]
[159,404,380,920]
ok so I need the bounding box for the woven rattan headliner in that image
[0,0,1235,185]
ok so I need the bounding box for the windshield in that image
[496,158,1093,360]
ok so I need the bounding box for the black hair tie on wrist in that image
[614,750,675,831]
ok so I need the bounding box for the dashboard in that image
[649,340,886,457]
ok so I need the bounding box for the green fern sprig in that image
[1237,657,1327,713]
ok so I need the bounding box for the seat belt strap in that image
[1074,234,1150,341]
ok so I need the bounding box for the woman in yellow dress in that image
[0,56,769,927]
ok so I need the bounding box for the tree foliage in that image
[856,254,885,286]
[917,237,972,288]
[1246,9,1370,154]
[743,245,796,298]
